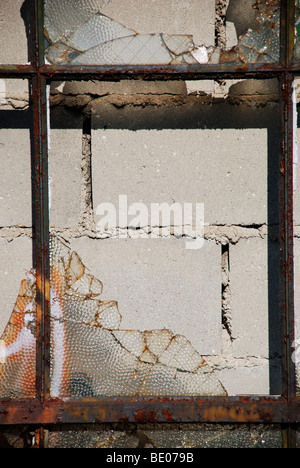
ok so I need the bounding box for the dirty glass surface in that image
[44,0,280,66]
[0,82,34,399]
[45,423,282,448]
[0,422,283,448]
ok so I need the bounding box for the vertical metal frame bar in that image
[279,72,296,402]
[279,0,297,403]
[31,0,50,402]
[279,0,297,448]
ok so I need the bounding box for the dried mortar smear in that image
[0,235,226,398]
[44,0,280,66]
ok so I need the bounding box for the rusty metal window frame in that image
[0,0,299,446]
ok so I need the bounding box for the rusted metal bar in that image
[31,72,50,403]
[278,1,298,448]
[278,1,297,448]
[279,72,296,402]
[31,0,50,403]
[0,396,300,425]
[0,64,283,83]
[279,0,297,406]
[39,63,283,81]
[0,65,36,78]
[32,0,45,69]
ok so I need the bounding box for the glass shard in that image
[67,13,135,51]
[72,34,173,65]
[0,272,36,398]
[44,0,280,65]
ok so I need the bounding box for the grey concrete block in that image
[0,237,32,336]
[217,365,270,395]
[69,237,222,356]
[49,126,82,229]
[230,238,269,359]
[293,238,300,389]
[0,0,29,64]
[51,80,188,97]
[0,129,32,227]
[92,128,268,225]
[101,0,215,47]
[0,79,29,108]
[294,238,300,339]
[293,129,300,226]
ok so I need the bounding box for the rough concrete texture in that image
[92,128,268,226]
[294,238,300,341]
[293,129,300,226]
[0,0,28,64]
[294,238,300,392]
[0,79,29,110]
[0,129,32,227]
[51,80,189,98]
[214,365,270,396]
[100,0,215,47]
[69,237,222,356]
[49,125,83,229]
[230,238,273,359]
[0,236,32,336]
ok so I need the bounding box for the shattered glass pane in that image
[44,0,280,66]
[0,235,227,398]
[0,271,36,398]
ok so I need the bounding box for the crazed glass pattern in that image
[0,235,227,398]
[44,0,280,66]
[0,271,36,398]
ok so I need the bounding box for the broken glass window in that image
[0,235,226,398]
[44,0,280,66]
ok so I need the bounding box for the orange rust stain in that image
[162,409,173,422]
[135,409,158,423]
[201,405,260,423]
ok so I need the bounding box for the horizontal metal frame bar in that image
[1,63,300,80]
[1,396,300,425]
[0,63,288,80]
